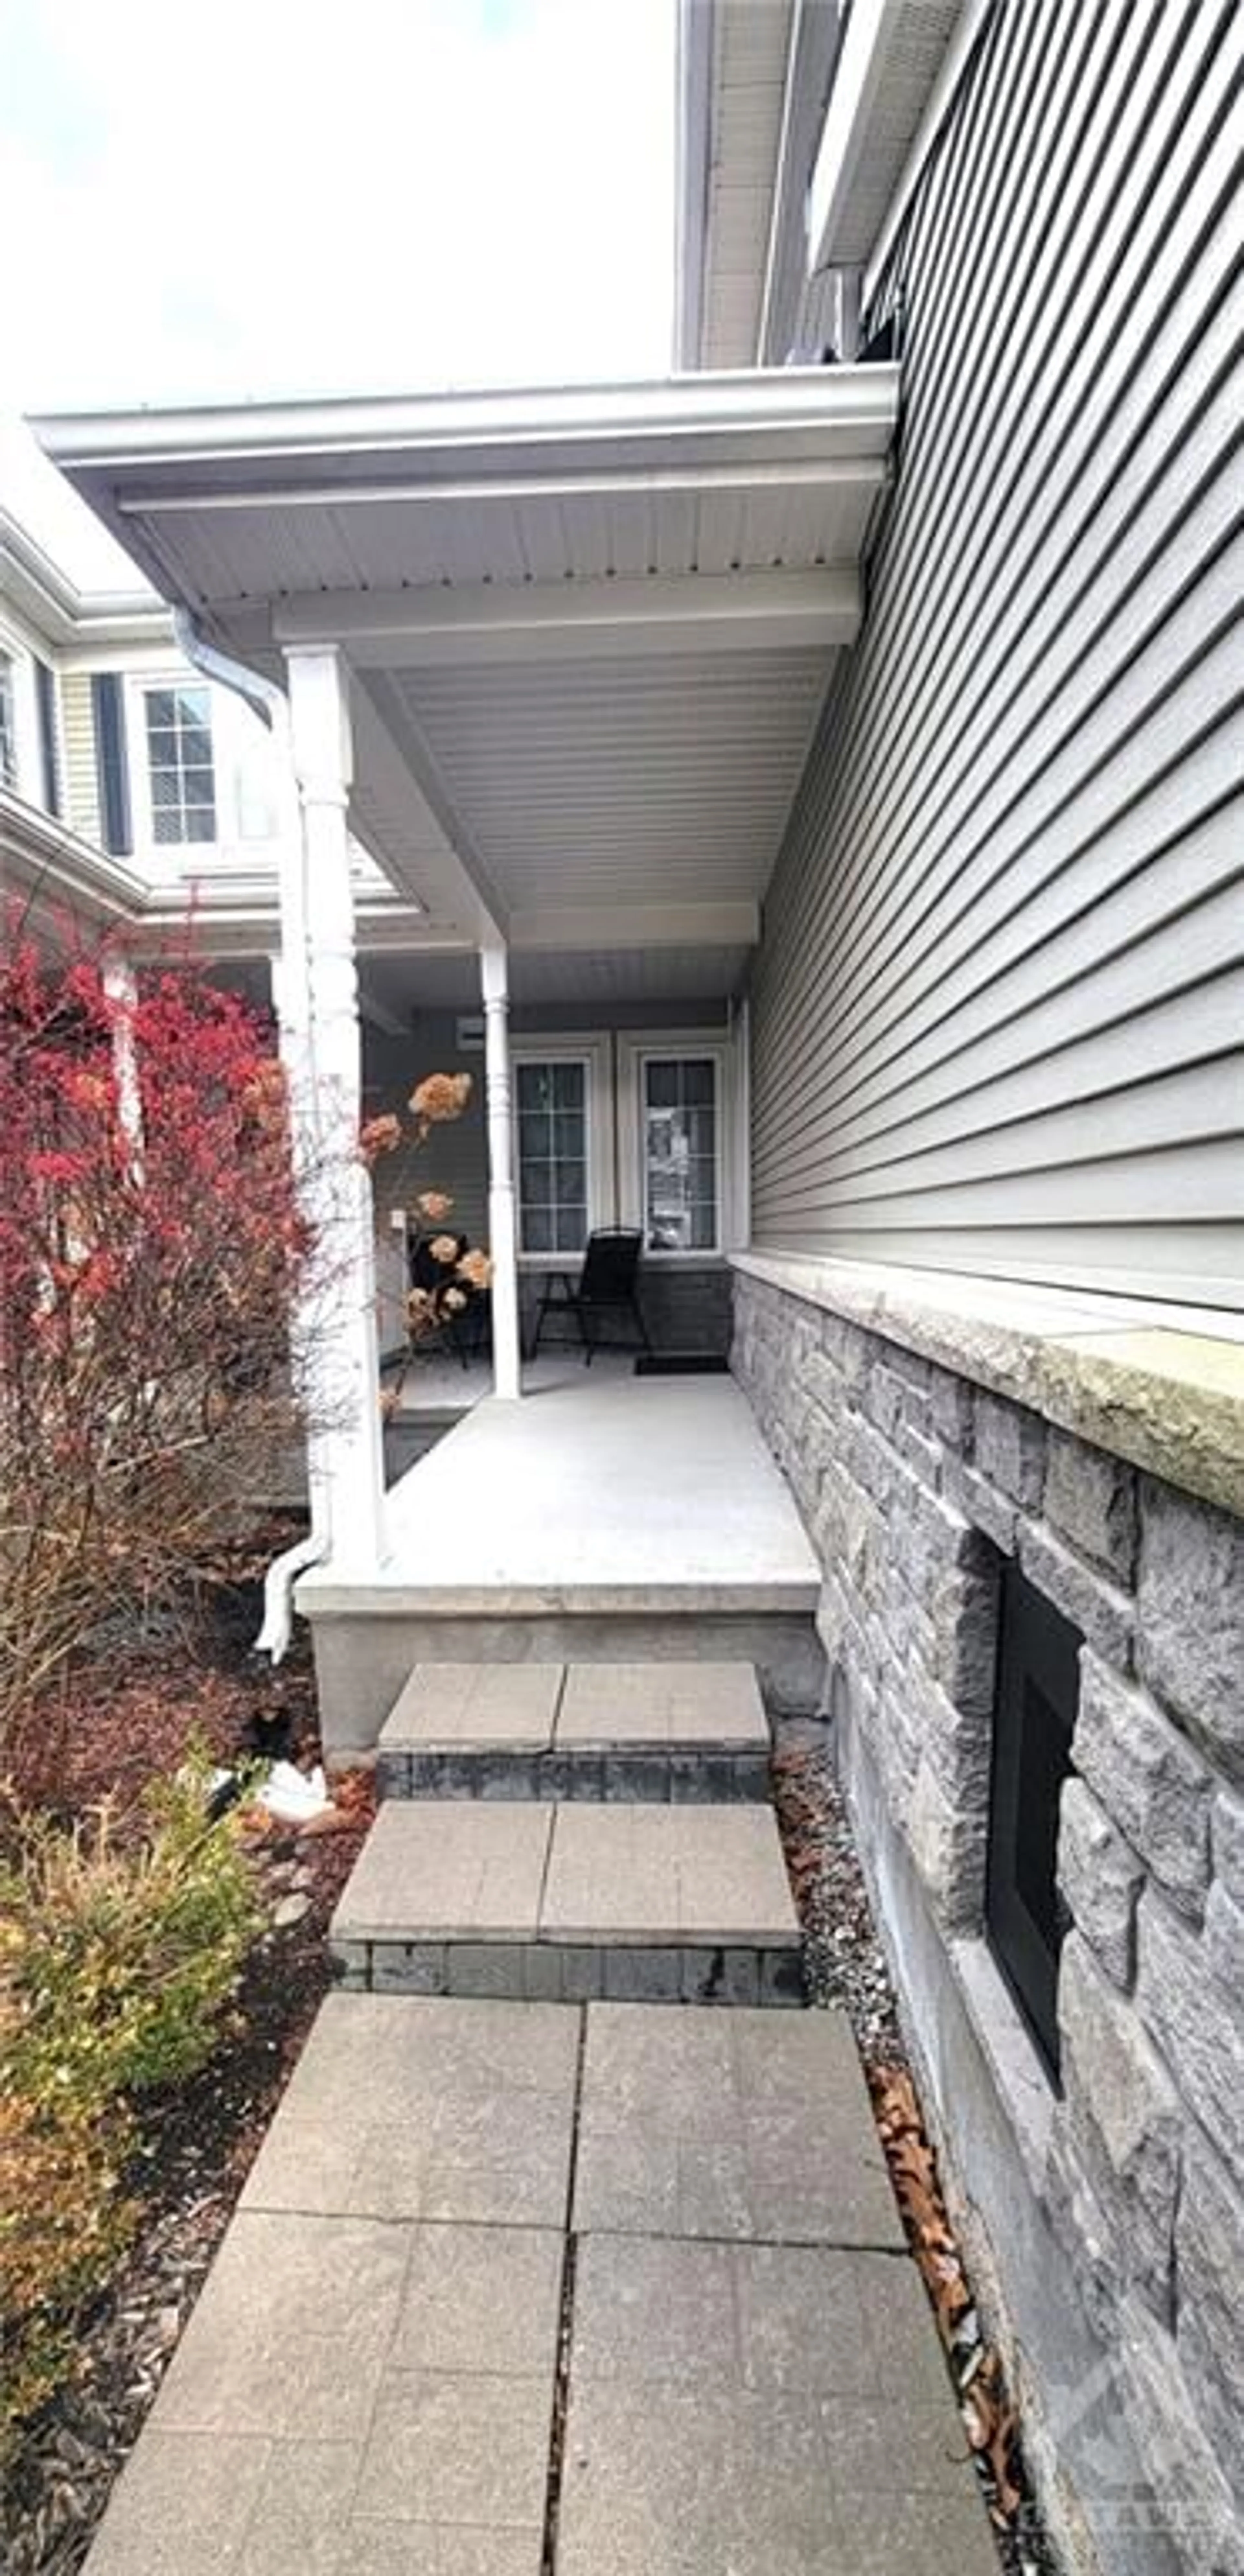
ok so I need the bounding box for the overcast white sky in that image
[0,0,677,577]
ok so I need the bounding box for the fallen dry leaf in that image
[866,2061,1025,2527]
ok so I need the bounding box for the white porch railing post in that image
[284,645,386,1565]
[481,939,522,1400]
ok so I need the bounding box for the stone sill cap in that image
[732,1250,1244,1521]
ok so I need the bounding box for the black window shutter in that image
[36,660,62,817]
[92,673,132,855]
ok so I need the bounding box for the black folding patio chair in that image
[528,1226,653,1365]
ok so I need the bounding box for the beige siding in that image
[751,0,1244,1309]
[60,670,100,844]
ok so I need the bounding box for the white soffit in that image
[680,0,799,368]
[809,0,965,272]
[372,649,832,913]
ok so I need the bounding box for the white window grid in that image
[515,1055,592,1257]
[144,682,217,845]
[641,1053,720,1255]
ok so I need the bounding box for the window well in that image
[985,1561,1082,2081]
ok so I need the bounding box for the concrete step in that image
[330,1798,803,2006]
[376,1659,772,1803]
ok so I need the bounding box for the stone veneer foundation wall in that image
[733,1267,1244,2576]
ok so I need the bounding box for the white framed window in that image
[619,1032,733,1259]
[641,1053,720,1253]
[142,681,216,844]
[0,650,16,788]
[512,1036,613,1263]
[125,670,281,862]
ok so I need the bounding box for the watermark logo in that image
[1044,2349,1234,2562]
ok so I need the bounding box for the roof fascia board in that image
[808,0,910,273]
[0,787,148,920]
[0,508,165,648]
[121,452,888,516]
[32,371,899,482]
[133,897,441,962]
[510,901,759,952]
[758,0,843,362]
[272,567,860,664]
[758,0,811,361]
[0,784,443,952]
[863,0,997,301]
[673,0,715,367]
[56,634,194,677]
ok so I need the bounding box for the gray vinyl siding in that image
[750,0,1244,1310]
[365,1016,490,1251]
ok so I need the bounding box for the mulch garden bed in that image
[1,1521,374,2576]
[772,1726,1055,2576]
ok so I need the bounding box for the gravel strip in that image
[772,1725,1056,2576]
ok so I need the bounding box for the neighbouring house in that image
[27,2,1244,2569]
[0,502,292,921]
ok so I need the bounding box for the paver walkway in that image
[84,1997,995,2575]
[83,1663,998,2574]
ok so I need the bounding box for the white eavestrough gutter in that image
[173,610,329,1661]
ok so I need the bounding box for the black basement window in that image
[985,1561,1082,2081]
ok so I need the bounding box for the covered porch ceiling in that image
[36,372,898,1004]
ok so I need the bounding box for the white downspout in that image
[173,612,331,1659]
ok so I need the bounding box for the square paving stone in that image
[540,1805,797,1947]
[242,1994,579,2227]
[573,2007,903,2248]
[380,1661,564,1750]
[345,2537,541,2576]
[390,2223,564,2377]
[571,2235,952,2405]
[359,2085,576,2226]
[361,2369,553,2534]
[572,2234,740,2387]
[557,1661,768,1748]
[330,1801,553,1943]
[203,2442,447,2576]
[249,2475,544,2576]
[83,2430,271,2573]
[732,2242,956,2404]
[556,2380,996,2576]
[149,2213,409,2442]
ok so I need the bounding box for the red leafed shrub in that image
[0,922,316,1782]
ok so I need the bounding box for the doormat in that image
[634,1354,731,1375]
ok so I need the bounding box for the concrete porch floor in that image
[301,1375,824,1752]
[379,1373,818,1603]
[389,1346,640,1414]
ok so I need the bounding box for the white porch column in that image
[267,796,314,1158]
[102,952,143,1156]
[481,939,522,1400]
[284,645,386,1565]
